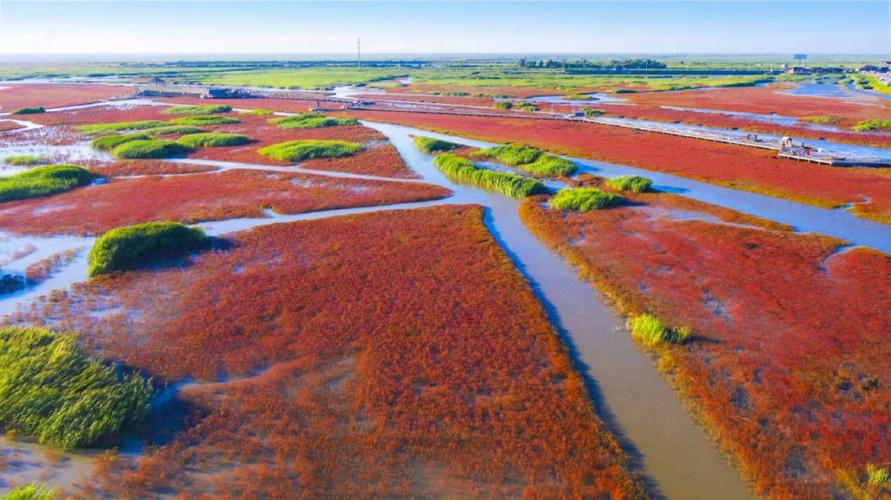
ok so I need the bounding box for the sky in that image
[0,1,888,55]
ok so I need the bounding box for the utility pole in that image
[357,38,361,69]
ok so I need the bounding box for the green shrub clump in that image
[412,135,461,154]
[178,133,251,148]
[91,132,152,151]
[258,139,362,162]
[605,175,653,193]
[867,464,890,488]
[626,314,692,346]
[76,120,168,135]
[493,101,513,110]
[111,140,192,160]
[583,108,606,117]
[548,188,624,211]
[3,155,49,166]
[162,104,232,115]
[10,107,45,115]
[0,326,152,449]
[1,483,56,500]
[169,115,240,126]
[140,125,206,136]
[268,113,358,129]
[853,120,891,132]
[0,165,92,203]
[88,221,208,276]
[472,143,576,177]
[432,153,546,198]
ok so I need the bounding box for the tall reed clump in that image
[412,135,461,154]
[1,483,57,500]
[472,143,576,177]
[433,153,546,198]
[177,133,252,148]
[87,221,208,277]
[605,175,653,193]
[258,139,362,162]
[0,326,152,449]
[0,165,92,203]
[162,104,232,115]
[548,188,623,211]
[268,113,358,129]
[626,314,691,346]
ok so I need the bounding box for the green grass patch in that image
[583,108,606,117]
[111,140,192,160]
[267,113,358,129]
[91,132,152,151]
[88,221,208,276]
[139,125,206,136]
[76,120,168,135]
[800,115,838,125]
[853,120,891,132]
[548,187,624,211]
[0,326,152,449]
[412,135,461,154]
[493,101,513,110]
[564,94,593,101]
[605,175,653,193]
[0,165,92,203]
[258,139,362,162]
[242,108,274,115]
[626,314,691,346]
[2,155,49,166]
[178,132,251,148]
[162,104,232,115]
[169,115,239,126]
[10,107,45,115]
[1,483,56,500]
[432,153,546,198]
[472,143,576,177]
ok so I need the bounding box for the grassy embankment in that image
[258,140,362,162]
[0,165,92,202]
[87,221,208,276]
[162,104,232,115]
[10,106,45,115]
[472,143,576,177]
[432,153,546,198]
[853,120,891,132]
[2,155,50,166]
[169,115,239,126]
[177,133,252,148]
[412,135,461,154]
[110,140,192,160]
[268,113,358,129]
[0,326,152,448]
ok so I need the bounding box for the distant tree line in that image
[518,58,667,70]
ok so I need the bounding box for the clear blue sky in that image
[0,1,888,55]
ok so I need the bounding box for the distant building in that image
[786,67,814,75]
[203,87,252,99]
